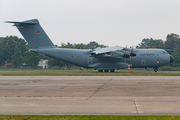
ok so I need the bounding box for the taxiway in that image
[0,76,180,115]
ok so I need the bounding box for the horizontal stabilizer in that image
[5,19,39,26]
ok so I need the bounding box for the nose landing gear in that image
[153,67,158,72]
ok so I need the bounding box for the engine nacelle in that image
[110,51,130,58]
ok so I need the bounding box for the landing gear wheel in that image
[104,69,109,72]
[110,69,115,72]
[154,68,158,73]
[98,70,103,72]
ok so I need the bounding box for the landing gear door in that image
[88,58,93,66]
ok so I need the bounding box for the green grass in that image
[0,115,180,120]
[0,72,180,76]
[0,69,155,73]
[0,69,98,72]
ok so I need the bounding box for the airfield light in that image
[128,66,131,70]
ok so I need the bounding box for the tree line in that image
[0,33,179,70]
[0,36,105,69]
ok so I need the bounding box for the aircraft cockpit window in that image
[163,51,168,55]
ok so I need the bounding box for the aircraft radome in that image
[6,19,174,72]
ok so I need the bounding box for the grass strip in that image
[1,72,180,76]
[0,69,99,73]
[0,115,180,120]
[0,69,129,73]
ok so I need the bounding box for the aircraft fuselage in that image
[31,47,174,72]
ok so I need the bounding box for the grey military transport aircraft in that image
[6,19,174,72]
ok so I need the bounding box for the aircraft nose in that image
[170,55,174,63]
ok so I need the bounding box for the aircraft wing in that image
[92,46,123,54]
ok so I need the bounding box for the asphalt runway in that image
[0,76,180,115]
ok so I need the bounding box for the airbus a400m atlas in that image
[6,19,174,72]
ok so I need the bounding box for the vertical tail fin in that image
[6,19,55,49]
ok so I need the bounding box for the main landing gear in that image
[98,70,103,72]
[98,69,115,72]
[110,69,115,72]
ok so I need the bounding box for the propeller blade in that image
[131,45,133,53]
[130,45,133,66]
[124,45,127,65]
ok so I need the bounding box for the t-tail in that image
[6,19,55,49]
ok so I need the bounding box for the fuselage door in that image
[88,58,93,66]
[141,60,146,66]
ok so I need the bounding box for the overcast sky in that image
[1,0,180,47]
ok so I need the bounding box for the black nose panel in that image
[170,55,174,63]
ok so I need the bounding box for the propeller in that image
[123,45,136,68]
[130,45,133,67]
[124,45,127,65]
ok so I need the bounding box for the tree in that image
[136,38,150,48]
[165,33,180,49]
[136,38,164,49]
[164,33,180,67]
[0,36,27,66]
[168,45,180,67]
[24,51,42,68]
[147,39,164,49]
[74,43,85,49]
[61,43,71,48]
[85,41,106,49]
[12,45,23,68]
